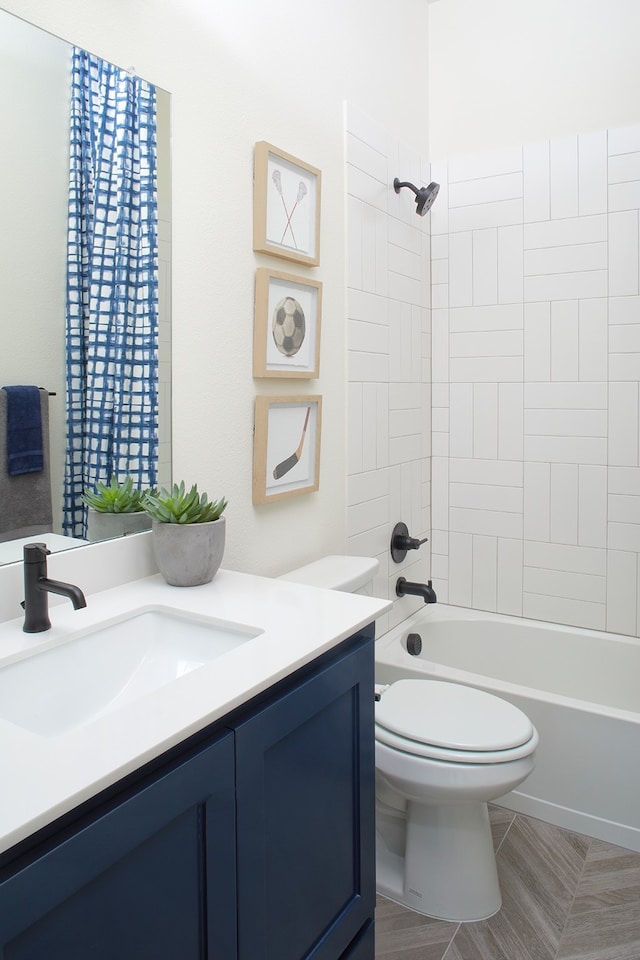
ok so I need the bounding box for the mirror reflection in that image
[0,8,171,565]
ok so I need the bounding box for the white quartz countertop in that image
[0,569,391,855]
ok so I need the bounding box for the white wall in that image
[156,88,172,492]
[346,105,432,633]
[1,0,429,576]
[429,0,640,158]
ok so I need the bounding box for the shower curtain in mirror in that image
[64,48,158,538]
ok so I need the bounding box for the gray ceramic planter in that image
[151,516,226,587]
[87,508,152,542]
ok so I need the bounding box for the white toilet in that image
[375,677,538,921]
[279,556,539,923]
[278,554,380,595]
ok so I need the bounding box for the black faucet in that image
[396,577,437,604]
[22,543,87,633]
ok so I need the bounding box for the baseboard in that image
[498,789,640,854]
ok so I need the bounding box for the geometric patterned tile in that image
[489,804,516,852]
[374,894,458,959]
[556,840,640,960]
[451,816,589,960]
[374,810,640,960]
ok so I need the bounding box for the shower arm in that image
[393,178,419,197]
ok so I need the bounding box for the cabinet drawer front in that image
[234,635,375,960]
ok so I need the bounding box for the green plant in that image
[82,475,147,514]
[142,481,228,524]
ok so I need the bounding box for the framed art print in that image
[253,268,322,379]
[253,395,322,504]
[253,141,321,267]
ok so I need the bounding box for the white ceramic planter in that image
[151,517,226,587]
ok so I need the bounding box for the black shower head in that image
[393,177,440,216]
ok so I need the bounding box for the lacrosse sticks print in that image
[254,142,321,267]
[274,175,307,246]
[272,171,308,248]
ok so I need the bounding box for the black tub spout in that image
[395,577,437,604]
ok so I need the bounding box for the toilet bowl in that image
[279,555,539,923]
[375,678,538,921]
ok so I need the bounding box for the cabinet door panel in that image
[235,633,375,960]
[340,922,374,960]
[0,732,236,960]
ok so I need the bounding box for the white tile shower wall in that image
[432,124,640,637]
[346,105,432,632]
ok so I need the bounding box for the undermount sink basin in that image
[0,607,262,738]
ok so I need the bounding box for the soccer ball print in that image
[272,296,306,357]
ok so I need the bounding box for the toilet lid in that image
[375,679,534,752]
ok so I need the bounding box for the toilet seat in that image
[375,679,537,764]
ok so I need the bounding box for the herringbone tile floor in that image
[375,806,640,960]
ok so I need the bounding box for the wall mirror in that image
[0,6,171,565]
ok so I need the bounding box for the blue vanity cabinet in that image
[339,922,375,959]
[0,730,237,959]
[0,626,375,960]
[234,630,375,960]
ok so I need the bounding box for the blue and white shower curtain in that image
[64,48,158,538]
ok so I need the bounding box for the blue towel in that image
[2,385,43,476]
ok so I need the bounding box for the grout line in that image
[554,836,593,960]
[440,926,463,960]
[494,810,517,856]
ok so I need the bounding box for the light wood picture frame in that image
[253,268,322,379]
[253,141,321,267]
[253,395,322,504]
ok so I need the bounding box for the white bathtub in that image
[375,603,640,853]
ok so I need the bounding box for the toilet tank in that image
[278,556,379,596]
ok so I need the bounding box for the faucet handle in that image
[390,522,428,563]
[23,542,51,563]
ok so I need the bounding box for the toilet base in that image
[376,799,502,922]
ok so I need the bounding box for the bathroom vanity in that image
[0,563,390,958]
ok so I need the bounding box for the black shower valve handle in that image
[390,522,429,563]
[398,533,428,551]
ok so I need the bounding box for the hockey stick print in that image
[272,406,311,479]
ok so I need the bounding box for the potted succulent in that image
[82,475,152,541]
[142,481,228,586]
